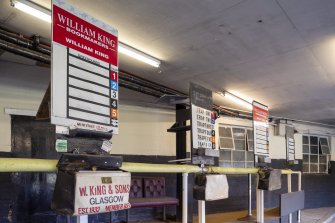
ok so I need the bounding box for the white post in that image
[256,172,264,223]
[198,200,206,223]
[297,172,302,222]
[256,180,261,222]
[260,190,264,223]
[287,174,292,223]
[256,189,264,223]
[182,173,188,223]
[77,215,88,223]
[248,173,252,216]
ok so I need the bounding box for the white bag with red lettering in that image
[74,171,131,215]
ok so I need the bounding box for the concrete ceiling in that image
[1,0,335,124]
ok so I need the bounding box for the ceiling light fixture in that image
[11,0,51,23]
[118,43,160,67]
[218,91,253,110]
[10,0,161,68]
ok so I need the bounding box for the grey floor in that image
[300,207,335,223]
[135,207,335,223]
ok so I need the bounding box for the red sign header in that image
[253,104,269,123]
[52,5,118,65]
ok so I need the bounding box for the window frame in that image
[302,134,330,174]
[218,124,254,168]
[218,126,235,150]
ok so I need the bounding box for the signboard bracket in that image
[167,107,191,132]
[167,123,191,133]
[36,83,51,120]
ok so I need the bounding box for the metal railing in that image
[0,158,302,223]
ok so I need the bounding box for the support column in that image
[176,104,192,223]
[248,174,252,216]
[256,189,264,223]
[198,200,205,223]
[297,172,302,222]
[183,173,189,223]
[237,174,256,221]
[77,215,88,223]
[287,174,292,223]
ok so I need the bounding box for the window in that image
[218,125,254,168]
[302,135,330,174]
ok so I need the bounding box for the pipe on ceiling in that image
[0,26,240,116]
[0,38,51,64]
[0,37,166,97]
[0,31,248,117]
[0,28,178,98]
[0,27,291,121]
[0,27,51,55]
[118,81,163,98]
[0,26,185,98]
[119,70,184,96]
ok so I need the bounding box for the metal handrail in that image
[0,158,295,174]
[0,158,302,223]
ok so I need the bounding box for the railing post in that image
[198,200,205,223]
[287,174,292,223]
[182,173,188,223]
[238,174,256,221]
[256,172,264,223]
[261,190,264,223]
[248,173,252,216]
[77,215,88,223]
[297,172,302,222]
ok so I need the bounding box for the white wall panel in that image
[111,105,175,156]
[268,126,286,159]
[0,96,176,156]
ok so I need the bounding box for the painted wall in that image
[109,105,175,156]
[0,60,49,152]
[0,60,176,156]
[0,91,176,156]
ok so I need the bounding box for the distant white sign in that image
[287,137,295,161]
[252,101,269,156]
[191,105,215,149]
[74,171,131,215]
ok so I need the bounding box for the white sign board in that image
[252,101,269,156]
[287,137,295,161]
[51,0,119,134]
[191,105,215,149]
[74,171,131,215]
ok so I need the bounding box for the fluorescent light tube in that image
[118,43,161,68]
[218,91,253,110]
[11,0,161,68]
[11,0,51,23]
